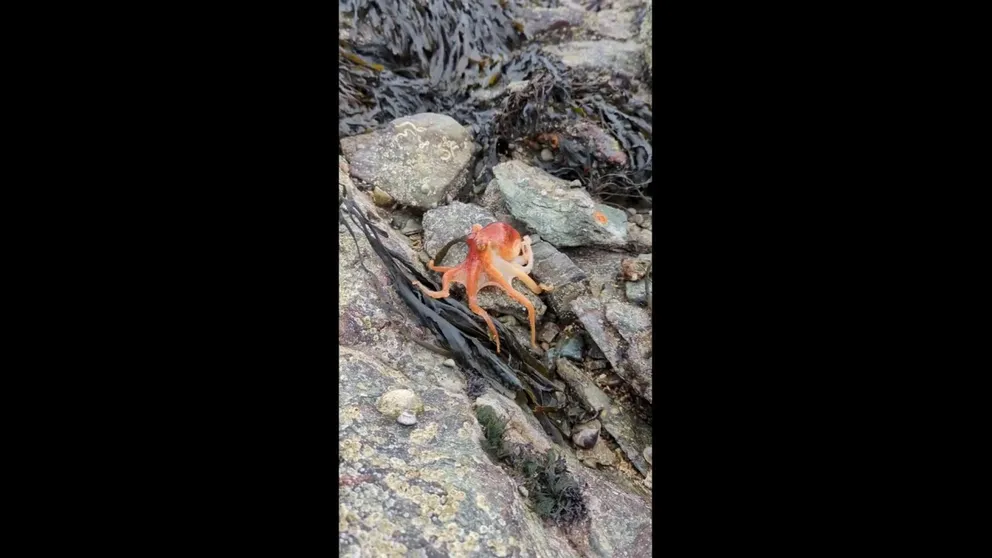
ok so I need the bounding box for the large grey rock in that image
[422,201,497,265]
[570,296,653,405]
[491,160,628,248]
[542,40,645,76]
[340,113,475,209]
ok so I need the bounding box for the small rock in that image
[626,207,638,216]
[397,411,418,426]
[540,148,554,161]
[576,438,617,468]
[627,223,652,251]
[443,358,456,368]
[538,322,561,345]
[372,186,394,207]
[420,183,431,194]
[585,360,608,372]
[625,278,651,306]
[571,419,602,449]
[376,389,424,419]
[518,485,529,498]
[558,333,585,361]
[401,218,423,235]
[643,446,653,466]
[642,215,652,230]
[569,179,582,187]
[541,342,550,351]
[621,258,650,281]
[633,214,644,225]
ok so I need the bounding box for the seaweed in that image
[522,449,588,525]
[476,405,511,459]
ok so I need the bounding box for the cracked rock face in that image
[541,40,645,76]
[341,113,475,209]
[490,160,628,248]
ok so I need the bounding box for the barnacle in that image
[412,222,552,353]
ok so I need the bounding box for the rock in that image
[376,389,424,419]
[491,160,628,248]
[626,207,638,217]
[538,322,561,344]
[340,113,475,209]
[443,358,456,368]
[632,214,644,225]
[372,186,394,207]
[556,359,652,477]
[571,296,653,405]
[529,239,587,319]
[621,257,650,281]
[627,222,653,251]
[397,410,418,426]
[641,214,652,230]
[571,419,602,449]
[625,278,652,306]
[577,438,617,469]
[518,6,585,37]
[542,40,645,76]
[339,156,351,203]
[639,3,652,73]
[643,446,653,466]
[400,218,423,235]
[475,286,547,323]
[590,9,638,40]
[540,148,554,161]
[563,121,628,167]
[421,201,497,265]
[518,485,528,498]
[558,332,585,361]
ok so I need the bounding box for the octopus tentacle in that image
[427,259,456,273]
[481,261,539,349]
[465,263,501,353]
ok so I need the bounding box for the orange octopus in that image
[412,222,553,353]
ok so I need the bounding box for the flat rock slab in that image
[422,201,497,265]
[340,113,475,209]
[542,40,645,76]
[529,239,588,320]
[571,296,653,405]
[491,160,628,248]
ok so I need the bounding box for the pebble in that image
[571,419,602,449]
[540,148,553,161]
[376,389,424,419]
[643,446,653,466]
[569,180,582,187]
[632,214,644,225]
[372,187,394,207]
[443,358,456,368]
[397,411,418,426]
[626,207,638,216]
[518,485,529,497]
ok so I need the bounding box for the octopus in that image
[412,222,553,353]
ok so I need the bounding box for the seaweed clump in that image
[475,404,588,525]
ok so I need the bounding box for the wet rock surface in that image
[491,160,628,248]
[341,113,475,209]
[571,296,653,406]
[542,40,645,76]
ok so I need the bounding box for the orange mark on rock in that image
[593,211,608,224]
